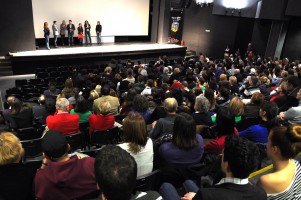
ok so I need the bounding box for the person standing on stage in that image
[43,22,50,50]
[96,21,102,45]
[77,23,84,45]
[52,21,59,48]
[84,20,92,45]
[60,20,67,46]
[67,20,75,46]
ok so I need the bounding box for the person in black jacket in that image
[67,20,75,46]
[84,20,92,44]
[96,21,102,44]
[159,135,267,200]
[43,22,50,50]
[77,23,84,45]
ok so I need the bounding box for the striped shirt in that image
[267,159,301,200]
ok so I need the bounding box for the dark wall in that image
[285,0,301,16]
[182,3,255,58]
[259,0,288,20]
[0,0,35,56]
[281,18,301,60]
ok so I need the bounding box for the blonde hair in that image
[229,76,237,85]
[98,100,111,115]
[220,74,227,82]
[229,97,244,116]
[104,67,112,74]
[0,132,23,165]
[89,90,99,100]
[95,85,102,96]
[260,76,270,85]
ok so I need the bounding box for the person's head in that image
[0,132,23,165]
[133,95,148,113]
[94,145,137,200]
[229,76,237,86]
[220,74,227,82]
[250,92,264,105]
[69,20,72,24]
[173,113,197,149]
[56,98,69,112]
[151,87,163,104]
[163,97,178,114]
[97,21,100,25]
[45,97,56,114]
[101,85,111,96]
[79,23,82,26]
[98,100,111,116]
[104,66,112,74]
[249,76,258,86]
[127,68,133,77]
[44,22,48,28]
[122,112,147,154]
[204,88,215,108]
[74,96,88,113]
[38,95,46,105]
[126,88,138,101]
[268,125,301,160]
[222,135,259,178]
[229,97,244,116]
[11,98,23,115]
[62,20,66,25]
[64,78,73,89]
[194,95,210,113]
[216,107,235,136]
[53,21,57,25]
[146,79,154,87]
[89,90,99,100]
[259,76,270,86]
[85,20,89,24]
[6,96,15,106]
[42,130,69,162]
[218,87,230,99]
[260,101,278,121]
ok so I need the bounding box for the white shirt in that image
[141,86,152,96]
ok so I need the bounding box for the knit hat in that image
[42,130,68,160]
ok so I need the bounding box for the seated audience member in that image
[243,92,264,119]
[67,87,80,106]
[35,130,98,200]
[9,98,33,130]
[70,96,92,123]
[43,81,61,98]
[228,97,244,123]
[89,100,115,135]
[46,98,80,135]
[123,68,135,84]
[193,96,213,126]
[229,76,239,95]
[159,113,204,167]
[61,78,74,99]
[160,135,266,200]
[204,88,216,114]
[132,95,151,122]
[87,89,99,111]
[120,88,138,115]
[141,79,153,96]
[259,76,271,98]
[32,95,50,124]
[117,112,153,176]
[279,88,301,124]
[93,84,120,115]
[150,98,178,139]
[149,87,166,122]
[239,101,278,144]
[257,125,301,199]
[0,132,36,200]
[94,145,162,200]
[204,107,236,155]
[2,96,15,125]
[242,76,261,98]
[215,87,230,111]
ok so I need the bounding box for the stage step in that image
[0,56,13,76]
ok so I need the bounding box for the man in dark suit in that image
[160,135,267,200]
[67,20,75,46]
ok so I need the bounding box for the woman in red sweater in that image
[89,100,115,136]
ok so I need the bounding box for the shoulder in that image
[257,174,276,193]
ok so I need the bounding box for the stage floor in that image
[11,43,185,57]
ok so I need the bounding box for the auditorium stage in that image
[10,43,187,75]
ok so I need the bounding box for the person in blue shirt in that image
[239,101,279,144]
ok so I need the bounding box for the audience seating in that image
[21,138,43,159]
[17,127,39,140]
[135,170,162,192]
[65,132,85,153]
[91,127,120,146]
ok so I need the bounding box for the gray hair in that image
[56,98,69,111]
[194,96,210,113]
[163,98,178,113]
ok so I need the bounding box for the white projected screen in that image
[32,0,150,38]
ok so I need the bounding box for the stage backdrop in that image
[32,0,150,38]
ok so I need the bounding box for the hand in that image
[279,112,285,120]
[181,192,196,200]
[152,121,157,129]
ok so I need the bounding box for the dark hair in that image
[146,79,154,87]
[223,135,259,179]
[216,107,235,136]
[11,98,23,115]
[269,125,301,159]
[219,87,230,99]
[101,85,111,96]
[170,87,183,105]
[204,88,215,109]
[133,95,148,113]
[172,113,198,149]
[250,92,264,105]
[45,98,56,114]
[123,112,147,154]
[74,96,88,113]
[260,101,278,121]
[151,87,163,104]
[94,145,137,200]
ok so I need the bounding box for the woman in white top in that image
[118,112,153,177]
[257,125,301,199]
[123,68,135,84]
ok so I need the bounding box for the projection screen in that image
[32,0,150,38]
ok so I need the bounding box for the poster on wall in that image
[168,8,184,44]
